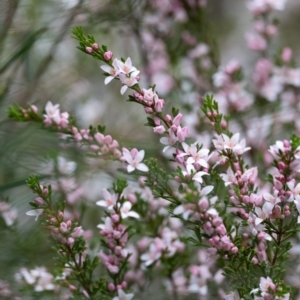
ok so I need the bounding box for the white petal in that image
[104,76,114,85]
[127,165,135,173]
[120,85,128,95]
[128,211,140,219]
[100,65,112,73]
[135,150,145,163]
[137,163,149,172]
[96,200,107,207]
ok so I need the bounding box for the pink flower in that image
[246,33,267,52]
[122,148,149,173]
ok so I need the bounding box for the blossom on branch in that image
[121,148,149,173]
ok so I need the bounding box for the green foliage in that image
[145,158,180,205]
[290,134,300,151]
[112,179,127,194]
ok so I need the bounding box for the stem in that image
[270,219,283,277]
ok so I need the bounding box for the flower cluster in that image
[15,267,56,292]
[6,0,300,299]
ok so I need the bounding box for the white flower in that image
[213,133,250,155]
[255,201,274,224]
[120,201,139,219]
[112,289,134,300]
[263,192,281,205]
[259,276,275,293]
[26,209,44,221]
[17,267,55,292]
[140,243,162,266]
[181,142,210,168]
[2,207,18,226]
[160,129,178,152]
[269,141,285,159]
[220,168,236,186]
[97,217,114,233]
[44,101,61,124]
[100,58,120,85]
[57,157,76,175]
[294,146,300,159]
[115,57,137,74]
[96,189,117,210]
[182,165,208,183]
[122,148,149,173]
[294,199,300,223]
[188,275,208,295]
[224,290,242,300]
[287,181,300,202]
[119,71,140,95]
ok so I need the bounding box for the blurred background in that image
[1,0,300,298]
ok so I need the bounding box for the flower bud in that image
[104,51,113,61]
[86,47,93,53]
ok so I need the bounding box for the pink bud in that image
[127,193,137,204]
[108,283,115,291]
[199,199,209,211]
[170,124,177,132]
[242,195,249,204]
[165,114,172,122]
[69,285,77,291]
[60,222,69,233]
[103,135,112,144]
[58,211,64,220]
[154,99,164,112]
[34,197,44,206]
[251,257,258,264]
[86,47,93,54]
[30,105,38,113]
[67,237,74,246]
[283,139,290,148]
[282,47,292,63]
[111,214,120,223]
[153,117,161,126]
[173,113,183,126]
[90,144,100,151]
[153,125,165,134]
[221,120,227,129]
[231,246,238,254]
[144,107,153,114]
[104,51,113,61]
[92,43,99,50]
